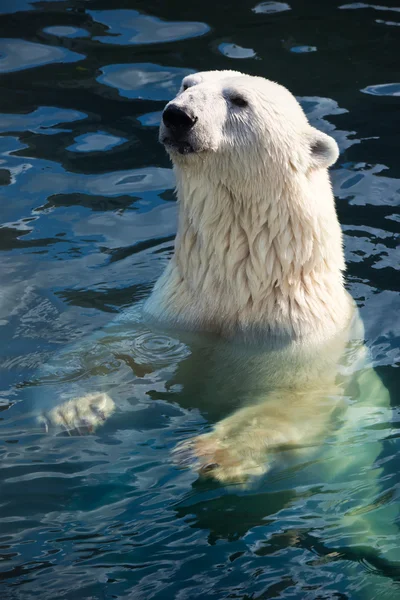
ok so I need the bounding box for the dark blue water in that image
[0,1,399,599]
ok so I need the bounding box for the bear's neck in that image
[150,168,352,340]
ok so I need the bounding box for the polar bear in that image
[40,71,391,492]
[33,71,397,595]
[138,70,382,481]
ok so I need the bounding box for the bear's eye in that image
[230,95,248,108]
[182,84,190,91]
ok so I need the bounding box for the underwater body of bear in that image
[38,71,397,569]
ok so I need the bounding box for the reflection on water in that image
[43,26,90,39]
[66,132,128,153]
[98,63,195,100]
[0,107,87,134]
[218,43,258,58]
[0,38,84,73]
[0,1,399,599]
[88,9,210,45]
[362,83,400,95]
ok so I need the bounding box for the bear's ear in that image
[307,128,339,170]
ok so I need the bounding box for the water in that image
[0,1,399,598]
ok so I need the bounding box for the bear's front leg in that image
[173,388,340,483]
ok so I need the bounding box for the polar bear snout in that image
[160,103,199,155]
[163,104,197,133]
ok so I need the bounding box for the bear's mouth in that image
[161,137,195,155]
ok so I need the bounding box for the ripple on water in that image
[97,63,195,101]
[89,9,210,45]
[131,332,191,367]
[0,38,84,73]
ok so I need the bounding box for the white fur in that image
[144,70,353,341]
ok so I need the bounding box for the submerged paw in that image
[39,392,115,435]
[172,433,269,483]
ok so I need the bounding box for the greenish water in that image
[0,1,399,599]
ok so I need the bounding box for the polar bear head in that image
[159,70,339,183]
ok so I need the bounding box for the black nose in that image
[162,104,196,132]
